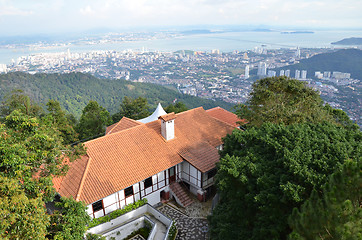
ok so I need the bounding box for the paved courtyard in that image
[158,204,209,240]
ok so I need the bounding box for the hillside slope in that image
[278,49,362,79]
[0,72,233,117]
[332,37,362,45]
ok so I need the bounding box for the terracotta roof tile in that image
[105,117,142,135]
[206,107,246,127]
[159,112,176,121]
[179,142,220,172]
[55,107,236,204]
[53,155,89,199]
[105,122,117,135]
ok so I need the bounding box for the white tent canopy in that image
[137,103,167,124]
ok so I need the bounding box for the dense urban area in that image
[0,34,361,124]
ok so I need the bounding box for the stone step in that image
[170,182,194,207]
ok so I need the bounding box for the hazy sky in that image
[1,0,362,35]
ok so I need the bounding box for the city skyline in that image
[1,0,362,36]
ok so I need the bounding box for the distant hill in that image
[332,37,362,45]
[275,49,362,79]
[0,72,233,118]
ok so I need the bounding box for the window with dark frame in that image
[125,186,134,198]
[92,200,103,212]
[207,168,217,179]
[144,177,153,189]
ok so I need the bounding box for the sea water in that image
[1,30,362,64]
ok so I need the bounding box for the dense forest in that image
[0,72,233,118]
[275,48,362,79]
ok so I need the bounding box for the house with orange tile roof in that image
[54,105,241,219]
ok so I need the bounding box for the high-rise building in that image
[244,65,250,79]
[257,62,267,76]
[315,71,323,79]
[295,48,301,58]
[285,69,291,77]
[332,71,351,79]
[323,71,331,79]
[295,70,301,79]
[280,70,285,76]
[268,70,276,77]
[301,70,307,79]
[211,49,220,54]
[0,64,7,73]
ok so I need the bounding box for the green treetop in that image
[209,122,361,240]
[113,96,150,122]
[165,101,188,114]
[0,175,49,240]
[47,196,91,240]
[234,76,333,126]
[0,89,43,118]
[76,100,112,140]
[44,100,79,145]
[1,110,83,200]
[288,159,361,240]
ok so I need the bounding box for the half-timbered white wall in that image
[202,172,215,189]
[87,165,179,219]
[180,161,202,190]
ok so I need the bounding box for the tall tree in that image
[76,100,112,140]
[44,100,78,145]
[288,159,361,240]
[0,110,86,238]
[113,96,150,122]
[47,197,91,240]
[209,122,361,240]
[234,76,333,127]
[165,101,188,114]
[0,89,43,118]
[0,176,49,240]
[0,110,84,200]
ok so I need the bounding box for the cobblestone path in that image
[158,204,209,240]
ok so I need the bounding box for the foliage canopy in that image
[209,122,361,240]
[288,159,361,240]
[76,100,112,140]
[165,101,188,114]
[0,176,49,240]
[113,96,150,122]
[0,107,86,239]
[0,72,233,118]
[234,76,331,126]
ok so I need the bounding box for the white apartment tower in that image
[268,70,276,77]
[295,70,301,79]
[257,62,267,76]
[295,48,301,58]
[285,70,291,77]
[244,65,250,79]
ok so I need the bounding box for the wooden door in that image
[169,166,176,183]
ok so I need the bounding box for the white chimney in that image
[159,113,176,141]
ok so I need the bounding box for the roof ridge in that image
[107,117,143,135]
[106,120,123,135]
[85,121,146,145]
[208,111,238,128]
[124,116,144,124]
[206,106,222,112]
[175,106,204,116]
[75,156,91,201]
